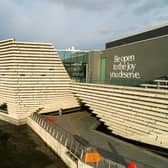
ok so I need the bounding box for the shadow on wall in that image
[0,103,8,113]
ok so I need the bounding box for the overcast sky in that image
[0,0,168,49]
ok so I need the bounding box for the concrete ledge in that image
[0,113,27,125]
[27,117,93,168]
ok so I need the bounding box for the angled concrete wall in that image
[71,82,168,148]
[0,39,78,123]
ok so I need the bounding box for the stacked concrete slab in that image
[0,39,78,123]
[71,82,168,148]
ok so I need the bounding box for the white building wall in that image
[0,39,79,123]
[71,82,168,148]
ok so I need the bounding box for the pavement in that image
[48,111,168,168]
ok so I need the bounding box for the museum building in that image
[0,24,167,148]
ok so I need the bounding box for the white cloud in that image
[0,0,167,49]
[49,0,116,10]
[134,0,168,14]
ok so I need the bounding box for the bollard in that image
[128,162,137,168]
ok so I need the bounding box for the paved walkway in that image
[52,111,168,168]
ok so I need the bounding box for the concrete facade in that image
[0,39,78,123]
[0,38,167,150]
[71,82,168,149]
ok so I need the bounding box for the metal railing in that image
[30,113,126,168]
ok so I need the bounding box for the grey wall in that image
[87,51,102,83]
[88,35,168,86]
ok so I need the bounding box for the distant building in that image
[87,23,168,86]
[57,47,89,82]
[58,24,168,86]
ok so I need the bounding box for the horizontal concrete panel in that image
[0,39,78,120]
[72,87,168,106]
[0,50,58,55]
[80,97,168,121]
[74,90,168,113]
[93,108,168,133]
[71,82,168,148]
[72,84,168,99]
[72,82,168,94]
[84,101,168,134]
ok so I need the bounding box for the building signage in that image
[110,55,141,79]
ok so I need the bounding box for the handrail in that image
[30,113,126,168]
